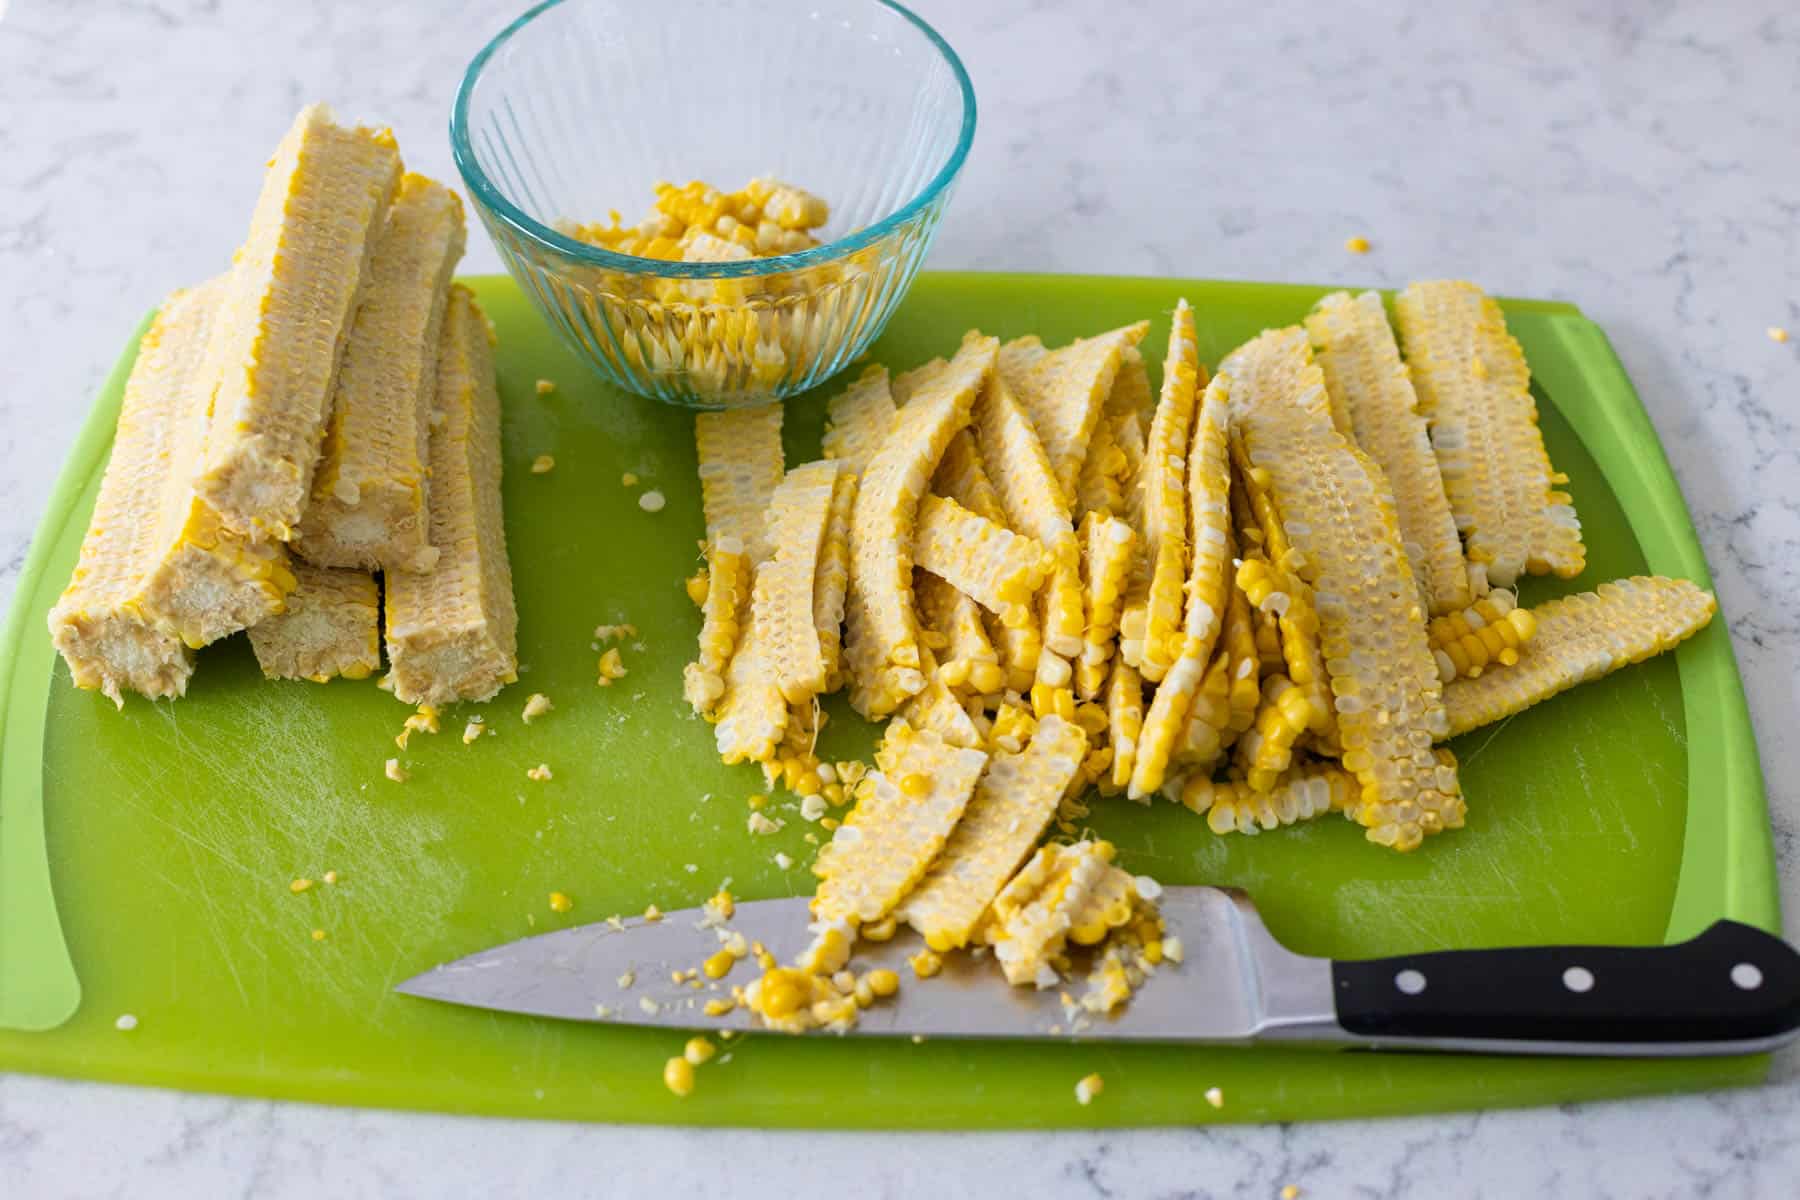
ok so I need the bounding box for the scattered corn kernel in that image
[639,490,667,513]
[747,792,767,810]
[323,870,339,885]
[866,968,900,997]
[1770,327,1790,343]
[703,997,736,1017]
[531,454,555,474]
[290,877,313,894]
[702,949,736,979]
[644,904,663,922]
[463,719,484,744]
[598,647,628,684]
[1345,235,1370,254]
[522,692,553,723]
[909,949,944,979]
[774,851,794,869]
[114,1014,138,1032]
[1281,1187,1302,1200]
[1075,1073,1104,1105]
[311,929,327,942]
[622,471,640,486]
[527,763,553,782]
[535,378,556,395]
[549,891,573,913]
[1204,1086,1224,1109]
[663,1056,695,1097]
[384,758,408,783]
[684,1036,716,1065]
[747,811,783,835]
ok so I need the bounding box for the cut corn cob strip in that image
[1231,673,1315,790]
[973,371,1070,541]
[383,286,519,705]
[1442,576,1715,738]
[53,278,298,677]
[899,647,986,751]
[820,365,895,477]
[1042,536,1086,659]
[247,562,380,682]
[1104,657,1145,793]
[696,402,785,564]
[1395,280,1585,586]
[49,280,238,703]
[986,840,1123,987]
[997,336,1047,384]
[1137,301,1203,683]
[1074,409,1128,518]
[1427,588,1536,683]
[754,461,842,704]
[294,173,465,572]
[912,493,1051,625]
[933,429,1009,527]
[891,356,948,406]
[1113,408,1148,537]
[196,105,403,540]
[1075,512,1137,699]
[1219,568,1263,735]
[900,715,1089,951]
[683,537,749,712]
[1005,322,1149,501]
[811,721,988,924]
[813,469,858,692]
[1107,344,1152,419]
[916,571,1002,695]
[988,603,1042,692]
[844,333,995,717]
[1174,650,1235,771]
[1306,291,1470,614]
[1234,555,1329,734]
[1183,758,1358,835]
[1230,328,1457,851]
[713,612,787,764]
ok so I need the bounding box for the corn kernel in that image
[909,949,943,979]
[639,490,667,513]
[900,773,931,797]
[1344,235,1371,254]
[1770,327,1790,344]
[531,454,555,474]
[866,968,900,997]
[644,904,663,922]
[384,758,408,783]
[548,891,572,913]
[526,763,553,782]
[311,928,326,942]
[535,378,556,395]
[290,877,313,894]
[1204,1086,1224,1109]
[1075,1073,1104,1105]
[322,870,339,885]
[702,949,736,979]
[703,997,736,1017]
[685,570,709,607]
[663,1056,695,1097]
[684,1036,716,1065]
[522,692,553,723]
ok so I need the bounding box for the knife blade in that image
[396,886,1800,1055]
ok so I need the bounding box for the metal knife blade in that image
[395,885,1337,1041]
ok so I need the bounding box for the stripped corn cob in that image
[1074,410,1128,518]
[1395,280,1585,586]
[901,715,1088,951]
[891,356,948,406]
[47,279,289,702]
[1107,344,1152,419]
[933,429,1009,527]
[248,562,380,682]
[912,493,1051,626]
[196,105,403,539]
[1042,534,1087,659]
[988,605,1042,694]
[811,721,988,924]
[1219,568,1263,735]
[1427,588,1536,683]
[821,365,895,477]
[683,537,749,712]
[754,462,841,704]
[1075,512,1137,699]
[1137,300,1202,683]
[1004,322,1149,500]
[1231,674,1315,790]
[1306,291,1470,614]
[1183,758,1358,835]
[986,840,1124,987]
[972,370,1070,541]
[713,617,787,764]
[997,336,1046,384]
[1174,650,1235,771]
[1113,407,1148,538]
[844,333,996,717]
[294,173,465,572]
[383,286,519,705]
[916,571,1002,695]
[1442,577,1715,738]
[812,469,857,692]
[1234,556,1329,734]
[1229,326,1457,850]
[696,402,785,563]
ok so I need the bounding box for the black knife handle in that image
[1332,921,1800,1051]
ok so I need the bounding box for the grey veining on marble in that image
[1,0,1797,1196]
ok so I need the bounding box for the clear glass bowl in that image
[452,0,975,409]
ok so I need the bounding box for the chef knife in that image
[396,887,1800,1055]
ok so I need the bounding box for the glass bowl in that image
[452,0,976,409]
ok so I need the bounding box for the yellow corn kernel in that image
[662,1056,695,1098]
[1441,576,1715,738]
[1184,757,1357,834]
[548,891,572,913]
[384,758,408,783]
[1426,588,1537,682]
[702,950,736,980]
[1075,512,1137,700]
[909,949,944,979]
[986,841,1121,986]
[685,567,710,607]
[522,692,553,723]
[1395,280,1585,586]
[1075,1073,1105,1105]
[1001,322,1150,501]
[1307,291,1471,614]
[1104,657,1146,793]
[821,365,896,477]
[526,763,553,782]
[598,646,628,683]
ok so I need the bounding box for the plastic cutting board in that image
[0,272,1777,1128]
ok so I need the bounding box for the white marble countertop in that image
[2,0,1796,1195]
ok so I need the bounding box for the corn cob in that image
[821,365,895,477]
[933,429,1009,527]
[683,537,749,713]
[383,286,519,705]
[1042,532,1087,660]
[48,280,268,703]
[1306,291,1471,614]
[1074,409,1128,518]
[912,493,1051,625]
[985,840,1125,987]
[891,356,948,406]
[916,571,1003,695]
[713,616,788,764]
[844,332,996,717]
[1173,650,1235,772]
[1427,588,1536,683]
[1183,757,1358,835]
[899,647,987,751]
[195,105,403,539]
[695,402,785,564]
[1075,512,1137,699]
[1395,280,1585,586]
[1104,657,1145,793]
[811,721,988,925]
[1231,327,1458,850]
[1137,300,1203,683]
[1005,322,1149,501]
[812,469,858,692]
[988,604,1042,693]
[1231,674,1318,790]
[1108,344,1152,418]
[900,715,1089,951]
[294,173,465,572]
[1113,408,1148,536]
[247,562,380,682]
[753,461,841,704]
[1219,568,1263,734]
[1234,555,1329,734]
[1442,576,1715,738]
[997,335,1047,384]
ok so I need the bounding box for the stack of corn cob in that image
[49,105,518,712]
[683,283,1716,1029]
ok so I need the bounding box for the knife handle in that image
[1331,920,1800,1055]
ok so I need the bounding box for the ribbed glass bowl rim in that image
[450,0,976,280]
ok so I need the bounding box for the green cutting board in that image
[0,273,1777,1128]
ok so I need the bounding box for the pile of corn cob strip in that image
[49,105,518,711]
[684,284,1716,1029]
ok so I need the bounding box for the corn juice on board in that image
[0,273,1773,1128]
